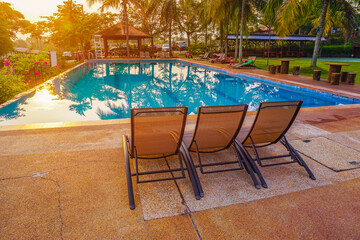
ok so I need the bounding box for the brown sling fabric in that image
[131,107,188,158]
[189,105,248,152]
[243,101,302,146]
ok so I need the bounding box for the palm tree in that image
[263,0,283,66]
[87,0,140,57]
[238,0,246,62]
[159,0,177,57]
[272,0,360,66]
[176,0,200,46]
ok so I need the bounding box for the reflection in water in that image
[0,62,357,125]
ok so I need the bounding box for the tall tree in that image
[87,0,140,57]
[159,0,177,56]
[176,0,200,47]
[273,0,360,66]
[238,0,246,62]
[0,2,30,56]
[46,1,116,56]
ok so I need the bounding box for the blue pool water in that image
[0,61,359,125]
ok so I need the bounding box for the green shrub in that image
[0,51,78,104]
[320,44,353,57]
[0,70,25,103]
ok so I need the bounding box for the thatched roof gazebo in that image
[98,23,153,57]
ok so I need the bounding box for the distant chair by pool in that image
[195,52,210,61]
[231,56,257,69]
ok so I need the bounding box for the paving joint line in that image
[165,158,202,240]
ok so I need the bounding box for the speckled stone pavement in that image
[1,105,360,239]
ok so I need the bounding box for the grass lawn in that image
[255,58,360,84]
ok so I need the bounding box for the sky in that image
[3,0,111,23]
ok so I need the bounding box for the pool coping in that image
[1,103,360,132]
[1,59,360,131]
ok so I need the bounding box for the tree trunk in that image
[204,0,208,51]
[122,1,130,57]
[234,21,239,59]
[220,21,224,53]
[238,0,246,63]
[205,25,208,51]
[267,22,272,66]
[225,12,230,57]
[187,31,191,47]
[169,0,173,57]
[311,0,329,66]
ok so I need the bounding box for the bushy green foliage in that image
[0,51,77,104]
[188,44,218,55]
[0,70,25,103]
[321,44,353,57]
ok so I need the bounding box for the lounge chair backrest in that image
[145,51,150,58]
[249,56,256,63]
[219,53,225,59]
[131,107,188,158]
[204,52,210,58]
[242,101,302,146]
[189,105,248,152]
[140,51,145,58]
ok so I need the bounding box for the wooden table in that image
[324,63,350,82]
[278,60,294,74]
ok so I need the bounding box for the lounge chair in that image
[123,107,203,210]
[236,101,316,184]
[157,51,164,58]
[145,51,151,58]
[210,53,235,64]
[182,105,264,189]
[231,56,257,68]
[139,51,145,58]
[209,53,225,63]
[195,52,210,61]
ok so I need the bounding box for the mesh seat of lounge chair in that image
[182,105,265,189]
[195,52,210,60]
[237,101,316,183]
[232,56,257,69]
[123,107,202,210]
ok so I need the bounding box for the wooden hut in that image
[98,23,153,57]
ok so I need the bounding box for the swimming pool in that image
[0,60,359,125]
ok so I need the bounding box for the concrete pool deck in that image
[1,103,360,239]
[1,59,360,239]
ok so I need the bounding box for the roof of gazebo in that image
[98,23,152,39]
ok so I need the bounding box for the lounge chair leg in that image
[234,143,260,189]
[181,143,204,198]
[123,136,135,210]
[285,141,316,180]
[194,141,206,174]
[180,151,201,200]
[236,140,268,188]
[250,136,262,166]
[234,146,245,169]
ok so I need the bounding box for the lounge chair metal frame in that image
[232,56,257,69]
[242,101,316,180]
[124,107,202,210]
[185,105,265,189]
